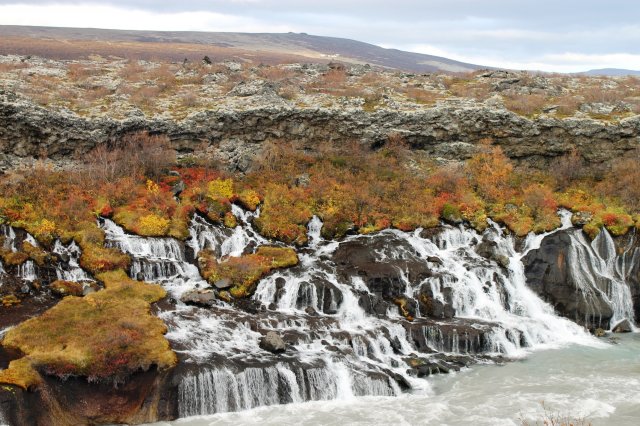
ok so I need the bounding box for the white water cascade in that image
[101,218,206,298]
[53,240,93,283]
[565,226,636,329]
[97,209,637,419]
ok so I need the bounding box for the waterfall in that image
[53,240,93,283]
[178,361,399,418]
[95,210,632,419]
[17,260,37,282]
[0,224,17,252]
[101,218,207,298]
[565,227,636,330]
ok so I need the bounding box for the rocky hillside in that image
[0,55,639,173]
[0,25,481,73]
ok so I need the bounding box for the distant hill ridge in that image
[0,25,481,73]
[584,68,640,77]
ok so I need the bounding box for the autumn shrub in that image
[466,139,516,203]
[503,92,548,116]
[550,148,587,190]
[403,87,440,104]
[208,178,234,200]
[22,241,52,266]
[596,150,640,207]
[253,183,313,245]
[85,131,176,182]
[128,85,162,109]
[119,60,146,81]
[50,280,84,297]
[236,188,261,211]
[583,206,634,238]
[0,248,29,266]
[553,94,582,116]
[138,214,171,236]
[198,246,298,298]
[257,66,296,81]
[522,184,560,232]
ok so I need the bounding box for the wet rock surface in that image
[524,230,614,329]
[259,331,287,353]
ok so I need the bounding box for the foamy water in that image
[154,334,640,426]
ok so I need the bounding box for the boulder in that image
[612,319,633,333]
[523,230,614,329]
[333,233,431,303]
[180,289,217,307]
[213,278,232,290]
[259,331,286,353]
[476,232,510,268]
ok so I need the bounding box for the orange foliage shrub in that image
[466,139,515,203]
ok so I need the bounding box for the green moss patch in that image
[0,270,176,389]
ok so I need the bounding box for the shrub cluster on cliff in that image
[0,131,639,389]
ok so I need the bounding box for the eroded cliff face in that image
[0,369,177,426]
[1,89,639,172]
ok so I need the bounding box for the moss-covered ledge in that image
[0,270,177,390]
[198,246,299,298]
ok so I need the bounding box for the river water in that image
[156,334,640,426]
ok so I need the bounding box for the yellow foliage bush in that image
[146,179,160,195]
[33,218,56,242]
[138,214,170,236]
[208,178,234,200]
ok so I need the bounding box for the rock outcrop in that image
[523,230,612,329]
[1,90,638,172]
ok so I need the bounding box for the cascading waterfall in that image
[97,208,636,419]
[565,226,636,329]
[53,240,93,283]
[101,218,206,297]
[17,260,37,282]
[0,224,17,252]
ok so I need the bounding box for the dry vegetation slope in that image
[1,53,638,122]
[0,26,481,72]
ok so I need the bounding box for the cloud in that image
[0,1,639,72]
[0,3,294,32]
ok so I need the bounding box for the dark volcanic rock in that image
[476,232,510,268]
[333,233,431,300]
[612,319,633,333]
[0,368,176,426]
[2,90,639,173]
[523,230,614,329]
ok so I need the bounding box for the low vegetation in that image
[198,246,298,298]
[2,55,639,120]
[0,270,176,389]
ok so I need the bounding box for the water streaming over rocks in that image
[53,240,93,283]
[524,216,638,330]
[95,208,638,419]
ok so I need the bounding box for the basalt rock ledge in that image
[0,90,639,172]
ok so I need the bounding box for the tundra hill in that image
[0,25,481,73]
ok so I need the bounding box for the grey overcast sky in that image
[0,1,639,72]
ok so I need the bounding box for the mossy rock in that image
[0,270,176,388]
[50,280,84,297]
[198,246,299,299]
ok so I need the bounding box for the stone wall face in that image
[1,90,639,172]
